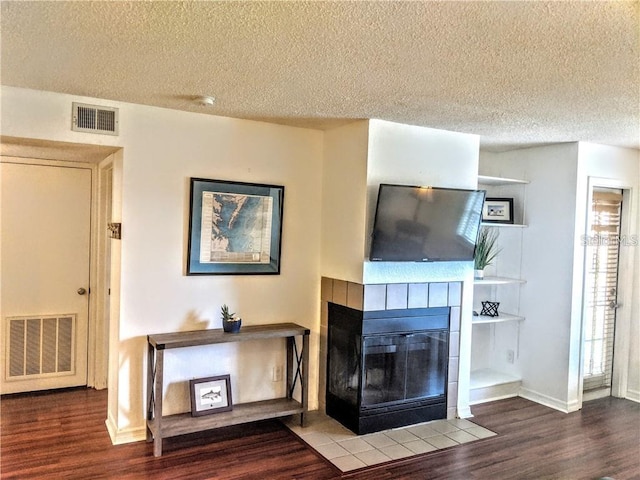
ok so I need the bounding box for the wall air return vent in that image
[72,102,119,135]
[6,315,76,379]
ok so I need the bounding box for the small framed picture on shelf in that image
[482,197,514,224]
[190,374,233,417]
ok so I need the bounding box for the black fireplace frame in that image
[326,303,450,435]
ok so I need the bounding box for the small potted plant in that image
[474,227,501,279]
[221,304,242,333]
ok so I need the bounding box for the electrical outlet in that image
[507,349,515,364]
[272,365,283,382]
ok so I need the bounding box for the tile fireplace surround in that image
[320,277,462,420]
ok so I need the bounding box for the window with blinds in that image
[583,189,622,392]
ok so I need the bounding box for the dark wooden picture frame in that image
[482,197,514,224]
[187,178,284,275]
[189,374,233,417]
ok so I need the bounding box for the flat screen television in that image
[369,184,485,262]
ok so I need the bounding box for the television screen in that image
[369,184,485,262]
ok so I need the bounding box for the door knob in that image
[77,287,87,295]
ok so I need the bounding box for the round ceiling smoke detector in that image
[196,96,215,107]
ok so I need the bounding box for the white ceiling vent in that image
[72,102,119,135]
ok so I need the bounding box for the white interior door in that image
[582,187,622,396]
[1,160,92,394]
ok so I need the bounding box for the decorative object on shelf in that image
[221,304,242,333]
[474,227,501,278]
[480,301,500,317]
[187,178,284,275]
[482,197,514,224]
[189,374,233,417]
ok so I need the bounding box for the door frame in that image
[89,156,114,389]
[578,176,635,404]
[1,154,113,390]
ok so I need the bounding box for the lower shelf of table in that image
[149,397,304,439]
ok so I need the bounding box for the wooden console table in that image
[146,323,310,457]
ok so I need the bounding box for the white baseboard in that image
[105,413,147,445]
[626,388,640,403]
[519,387,579,413]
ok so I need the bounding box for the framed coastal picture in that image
[187,178,284,275]
[482,197,514,224]
[189,374,233,416]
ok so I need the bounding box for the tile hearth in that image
[283,411,496,473]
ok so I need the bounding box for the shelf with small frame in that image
[478,175,529,227]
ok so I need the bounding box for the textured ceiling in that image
[1,1,638,151]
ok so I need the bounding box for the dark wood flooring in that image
[1,388,638,479]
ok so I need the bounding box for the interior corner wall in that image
[1,86,324,443]
[321,121,370,283]
[487,143,581,411]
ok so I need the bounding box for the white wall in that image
[321,121,370,283]
[363,119,480,285]
[1,87,324,443]
[320,118,481,286]
[518,144,580,410]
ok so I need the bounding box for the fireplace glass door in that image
[327,324,360,407]
[362,335,407,406]
[362,331,447,408]
[405,332,448,400]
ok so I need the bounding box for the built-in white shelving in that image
[471,173,529,405]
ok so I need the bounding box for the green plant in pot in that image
[474,227,501,279]
[221,304,242,333]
